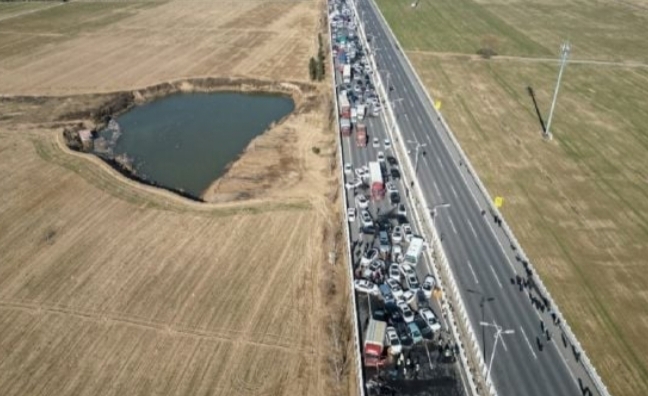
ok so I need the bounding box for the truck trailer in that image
[405,236,424,265]
[340,118,351,136]
[338,93,351,118]
[369,161,385,200]
[364,319,387,367]
[343,64,351,84]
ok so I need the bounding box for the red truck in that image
[364,319,387,367]
[338,93,351,119]
[356,123,367,147]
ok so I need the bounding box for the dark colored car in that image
[396,215,409,225]
[385,302,403,325]
[390,168,401,180]
[373,308,387,322]
[414,314,434,340]
[387,156,397,166]
[360,225,377,236]
[416,289,430,311]
[390,192,400,205]
[396,321,413,347]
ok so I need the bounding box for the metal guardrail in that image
[325,3,367,396]
[349,1,486,395]
[366,1,611,395]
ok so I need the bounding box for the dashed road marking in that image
[451,185,458,199]
[466,260,479,284]
[467,219,478,238]
[433,181,441,197]
[448,216,458,234]
[489,265,503,288]
[520,327,537,359]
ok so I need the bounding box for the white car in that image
[361,248,379,266]
[398,301,415,323]
[420,308,442,333]
[384,139,391,149]
[402,290,416,305]
[373,137,380,148]
[399,263,416,278]
[403,224,413,242]
[344,163,353,174]
[422,275,436,298]
[355,194,369,209]
[393,245,403,263]
[345,178,360,189]
[347,207,356,222]
[360,209,373,227]
[354,279,379,295]
[392,226,403,244]
[377,151,385,162]
[397,204,407,216]
[386,326,402,355]
[386,182,398,194]
[355,167,366,179]
[388,263,401,281]
[386,278,404,299]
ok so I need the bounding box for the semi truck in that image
[340,118,351,136]
[356,123,367,147]
[343,64,351,84]
[364,319,387,367]
[369,161,385,200]
[338,93,350,118]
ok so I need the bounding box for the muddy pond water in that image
[98,92,294,198]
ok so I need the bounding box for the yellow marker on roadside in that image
[434,100,442,110]
[494,196,504,208]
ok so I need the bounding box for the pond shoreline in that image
[57,77,318,202]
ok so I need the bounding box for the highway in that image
[352,0,596,395]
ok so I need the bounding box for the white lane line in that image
[520,327,537,359]
[467,219,478,238]
[433,181,441,197]
[448,216,458,234]
[451,185,458,199]
[489,265,503,288]
[436,157,442,167]
[466,260,479,284]
[417,115,423,125]
[550,338,582,391]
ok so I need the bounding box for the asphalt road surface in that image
[352,0,596,395]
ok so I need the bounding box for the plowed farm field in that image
[0,0,321,95]
[0,0,352,395]
[0,130,334,396]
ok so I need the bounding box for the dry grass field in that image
[0,0,321,95]
[377,0,648,395]
[0,0,356,395]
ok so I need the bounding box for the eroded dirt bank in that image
[0,77,335,203]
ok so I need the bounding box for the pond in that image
[97,92,295,199]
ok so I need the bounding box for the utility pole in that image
[407,140,427,175]
[480,321,515,389]
[545,41,571,140]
